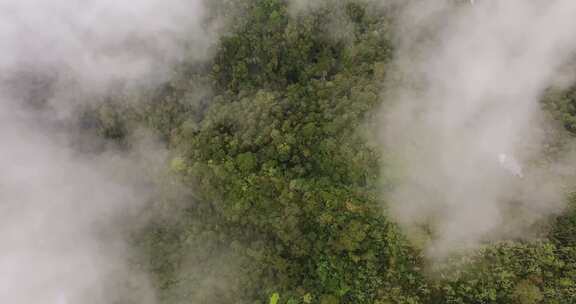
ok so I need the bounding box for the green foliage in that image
[551,194,576,248]
[89,1,576,303]
[542,86,576,134]
[213,0,392,93]
[513,280,543,304]
[270,292,280,304]
[428,241,576,303]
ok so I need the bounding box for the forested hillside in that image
[89,1,576,303]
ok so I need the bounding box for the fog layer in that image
[0,0,210,303]
[380,0,576,259]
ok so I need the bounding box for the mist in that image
[380,0,576,260]
[0,0,211,303]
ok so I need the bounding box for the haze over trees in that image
[111,1,576,303]
[3,0,576,304]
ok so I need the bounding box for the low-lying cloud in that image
[0,0,212,303]
[380,0,576,260]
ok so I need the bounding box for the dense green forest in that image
[89,1,576,303]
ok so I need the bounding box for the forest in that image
[8,0,576,304]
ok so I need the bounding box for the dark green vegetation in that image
[91,1,576,303]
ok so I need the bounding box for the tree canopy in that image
[89,1,576,303]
